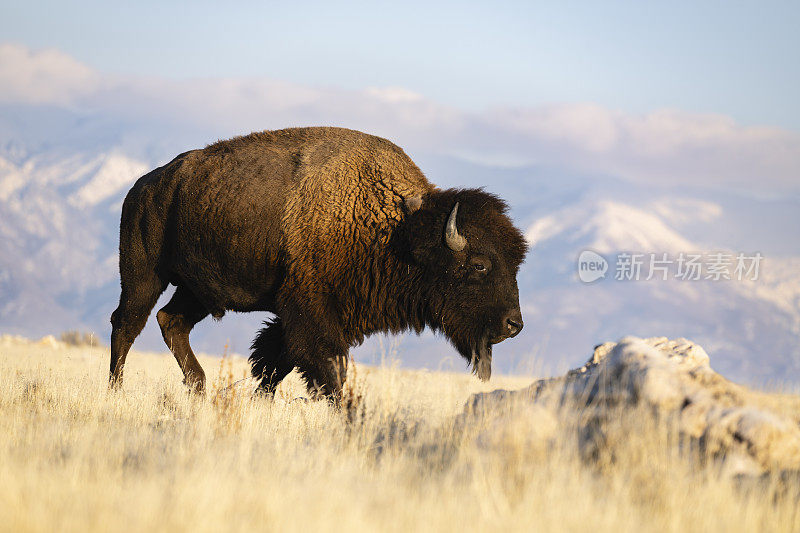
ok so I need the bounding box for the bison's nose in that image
[504,310,524,338]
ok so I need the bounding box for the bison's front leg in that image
[279,302,349,402]
[250,318,295,394]
[298,352,348,401]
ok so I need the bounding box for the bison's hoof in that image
[182,378,206,395]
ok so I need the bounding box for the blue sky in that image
[2,0,798,131]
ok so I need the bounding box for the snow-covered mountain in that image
[1,109,798,386]
[518,197,800,383]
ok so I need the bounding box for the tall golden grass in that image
[0,337,797,532]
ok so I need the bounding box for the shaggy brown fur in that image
[110,127,527,397]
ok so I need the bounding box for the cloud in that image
[1,43,799,193]
[0,44,99,106]
[475,105,800,192]
[364,86,425,104]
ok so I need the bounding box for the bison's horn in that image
[445,202,467,252]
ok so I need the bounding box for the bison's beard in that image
[470,334,493,382]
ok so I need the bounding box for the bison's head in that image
[399,189,528,381]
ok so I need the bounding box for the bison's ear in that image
[403,195,424,214]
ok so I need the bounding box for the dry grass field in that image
[0,335,798,532]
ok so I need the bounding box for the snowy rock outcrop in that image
[466,337,800,477]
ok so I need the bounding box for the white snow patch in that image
[0,156,26,201]
[649,197,723,225]
[69,154,147,208]
[526,199,697,254]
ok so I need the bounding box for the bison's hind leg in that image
[156,285,209,393]
[250,318,295,395]
[110,273,167,388]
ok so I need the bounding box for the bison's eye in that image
[470,258,491,274]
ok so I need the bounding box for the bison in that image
[110,127,527,397]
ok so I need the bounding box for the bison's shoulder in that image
[277,128,433,287]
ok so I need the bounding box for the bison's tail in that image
[250,318,294,393]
